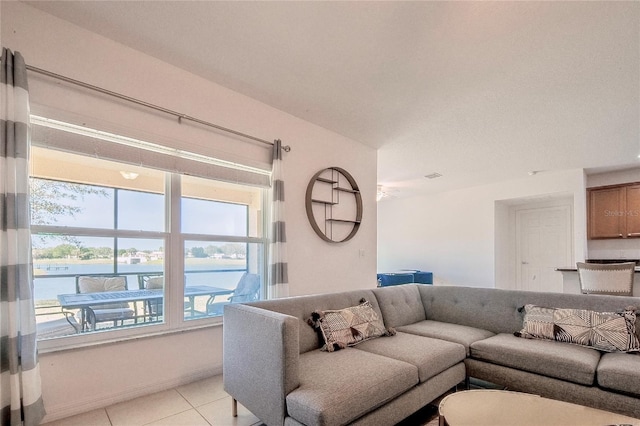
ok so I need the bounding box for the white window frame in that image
[32,124,270,352]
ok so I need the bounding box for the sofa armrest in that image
[223,303,300,426]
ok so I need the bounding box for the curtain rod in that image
[25,64,291,152]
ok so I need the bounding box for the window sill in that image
[37,318,224,354]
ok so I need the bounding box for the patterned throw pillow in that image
[307,299,395,352]
[515,304,640,352]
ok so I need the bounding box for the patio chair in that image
[138,273,164,320]
[138,273,197,318]
[36,312,81,339]
[76,275,136,330]
[206,273,260,316]
[577,262,636,296]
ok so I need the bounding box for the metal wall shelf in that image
[305,167,363,243]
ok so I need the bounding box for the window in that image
[181,175,265,320]
[30,120,269,347]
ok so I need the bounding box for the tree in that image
[78,247,94,260]
[30,178,110,225]
[93,247,114,259]
[30,178,109,248]
[191,247,208,258]
[221,243,246,257]
[205,245,222,256]
[50,244,76,259]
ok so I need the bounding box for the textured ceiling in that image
[25,1,640,196]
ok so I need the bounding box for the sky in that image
[33,182,248,251]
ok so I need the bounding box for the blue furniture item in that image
[413,271,433,284]
[377,270,433,286]
[377,273,414,287]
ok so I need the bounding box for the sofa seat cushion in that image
[470,333,601,385]
[597,352,640,397]
[287,349,418,426]
[397,320,495,356]
[354,331,466,382]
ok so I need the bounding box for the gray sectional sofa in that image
[223,284,640,426]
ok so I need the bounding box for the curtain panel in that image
[1,48,45,426]
[268,140,289,298]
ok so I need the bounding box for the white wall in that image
[587,167,640,188]
[586,167,640,260]
[2,2,377,421]
[377,169,587,289]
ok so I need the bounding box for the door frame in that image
[515,204,573,292]
[494,194,575,291]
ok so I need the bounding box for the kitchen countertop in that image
[556,259,640,272]
[556,267,640,272]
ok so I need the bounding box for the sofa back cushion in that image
[248,290,383,354]
[372,285,427,328]
[418,285,640,337]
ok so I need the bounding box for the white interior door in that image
[516,205,572,293]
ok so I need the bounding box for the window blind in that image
[31,117,271,188]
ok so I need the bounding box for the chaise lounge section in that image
[223,284,640,425]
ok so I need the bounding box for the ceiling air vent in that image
[424,172,442,179]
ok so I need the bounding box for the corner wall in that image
[1,2,377,421]
[377,169,587,288]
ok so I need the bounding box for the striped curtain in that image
[268,140,289,298]
[1,48,45,426]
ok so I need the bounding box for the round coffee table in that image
[438,390,639,426]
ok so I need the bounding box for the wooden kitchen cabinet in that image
[588,183,640,239]
[627,184,640,237]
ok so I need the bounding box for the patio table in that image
[58,285,234,330]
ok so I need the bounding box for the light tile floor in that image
[42,375,262,426]
[42,374,448,426]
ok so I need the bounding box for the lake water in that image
[33,262,246,301]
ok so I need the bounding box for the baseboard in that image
[41,365,223,423]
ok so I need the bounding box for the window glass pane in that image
[184,240,263,319]
[116,238,165,275]
[118,189,165,232]
[181,175,262,237]
[116,238,165,328]
[32,230,166,339]
[31,146,165,231]
[33,235,116,278]
[30,178,114,229]
[33,234,114,340]
[181,198,247,236]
